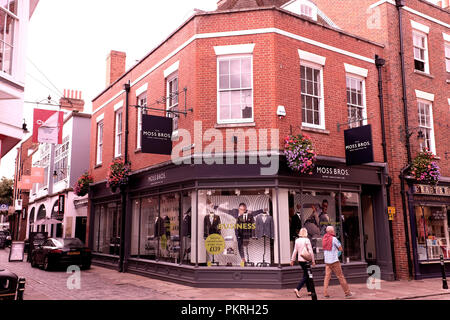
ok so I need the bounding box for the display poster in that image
[9,242,25,262]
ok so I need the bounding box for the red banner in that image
[17,176,33,190]
[32,109,64,144]
[30,167,45,184]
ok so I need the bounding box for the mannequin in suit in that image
[290,204,302,241]
[181,208,191,237]
[255,212,274,239]
[204,212,221,238]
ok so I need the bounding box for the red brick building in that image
[314,0,450,280]
[88,0,396,287]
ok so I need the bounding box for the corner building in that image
[313,0,450,280]
[89,1,395,288]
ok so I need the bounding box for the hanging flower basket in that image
[106,159,130,192]
[74,172,93,197]
[284,133,317,175]
[411,149,440,185]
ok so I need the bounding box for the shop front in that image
[89,156,394,288]
[408,182,450,279]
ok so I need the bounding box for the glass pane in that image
[220,104,230,120]
[300,66,305,80]
[219,75,229,90]
[241,72,251,88]
[313,97,319,111]
[140,196,159,260]
[241,57,251,74]
[219,91,230,106]
[219,60,229,76]
[8,0,17,14]
[306,109,313,124]
[230,74,240,89]
[200,189,274,267]
[0,11,6,42]
[3,43,12,74]
[159,193,180,263]
[4,13,14,46]
[306,67,312,81]
[231,104,241,119]
[131,200,140,257]
[314,111,320,125]
[307,80,313,95]
[341,192,361,262]
[230,59,240,75]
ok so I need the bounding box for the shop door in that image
[75,217,87,243]
[361,194,376,264]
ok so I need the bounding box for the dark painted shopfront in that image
[89,156,394,288]
[407,181,450,279]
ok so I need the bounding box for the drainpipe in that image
[375,54,397,280]
[119,81,131,273]
[396,0,414,279]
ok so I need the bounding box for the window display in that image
[92,202,121,255]
[180,192,192,264]
[199,189,274,267]
[415,206,450,261]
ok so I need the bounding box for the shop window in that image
[415,206,449,261]
[180,191,192,265]
[217,56,253,123]
[199,189,274,267]
[138,196,159,261]
[93,202,121,255]
[159,193,181,263]
[340,192,361,262]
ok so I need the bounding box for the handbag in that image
[300,244,312,261]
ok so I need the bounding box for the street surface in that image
[1,249,449,300]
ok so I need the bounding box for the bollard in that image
[306,263,318,301]
[440,255,448,290]
[16,278,26,300]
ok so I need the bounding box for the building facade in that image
[313,0,450,281]
[24,93,91,243]
[88,1,397,288]
[0,0,39,160]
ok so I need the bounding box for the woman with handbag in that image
[290,228,315,298]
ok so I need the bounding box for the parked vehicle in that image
[0,231,8,249]
[30,238,91,271]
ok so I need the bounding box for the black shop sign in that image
[344,125,374,166]
[141,115,173,155]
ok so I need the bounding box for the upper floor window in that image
[418,100,436,154]
[217,56,253,123]
[115,110,123,158]
[96,120,103,165]
[300,4,313,18]
[166,74,179,132]
[445,42,450,76]
[54,136,69,183]
[346,75,366,129]
[301,63,324,128]
[137,92,146,150]
[0,2,17,75]
[413,31,429,73]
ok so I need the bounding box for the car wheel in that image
[43,256,51,271]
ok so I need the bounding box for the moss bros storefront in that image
[407,181,450,279]
[89,156,394,288]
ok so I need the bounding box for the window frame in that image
[96,120,103,165]
[412,30,430,74]
[0,4,17,75]
[115,109,123,158]
[417,99,436,154]
[346,74,367,129]
[136,92,147,150]
[216,54,254,125]
[300,61,325,130]
[166,73,179,135]
[445,42,450,73]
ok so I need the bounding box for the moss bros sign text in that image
[142,115,173,155]
[344,125,374,166]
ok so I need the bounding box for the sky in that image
[0,0,218,179]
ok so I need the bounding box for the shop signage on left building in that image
[141,114,173,155]
[32,109,64,144]
[344,125,374,166]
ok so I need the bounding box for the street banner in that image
[30,167,45,184]
[344,124,374,166]
[17,176,33,190]
[141,114,173,155]
[32,109,64,144]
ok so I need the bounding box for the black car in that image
[31,238,91,271]
[0,231,9,249]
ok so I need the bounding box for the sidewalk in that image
[1,249,449,300]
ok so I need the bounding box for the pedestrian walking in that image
[290,228,315,298]
[322,226,354,298]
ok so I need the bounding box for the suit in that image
[181,214,191,237]
[204,214,221,238]
[290,213,302,241]
[255,214,274,239]
[154,217,165,237]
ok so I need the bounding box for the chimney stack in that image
[59,89,85,112]
[106,50,126,87]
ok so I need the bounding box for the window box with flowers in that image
[106,159,131,193]
[411,150,440,185]
[284,133,317,175]
[74,172,93,197]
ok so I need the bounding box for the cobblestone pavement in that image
[1,249,449,300]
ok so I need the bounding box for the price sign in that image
[205,234,225,255]
[388,207,396,221]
